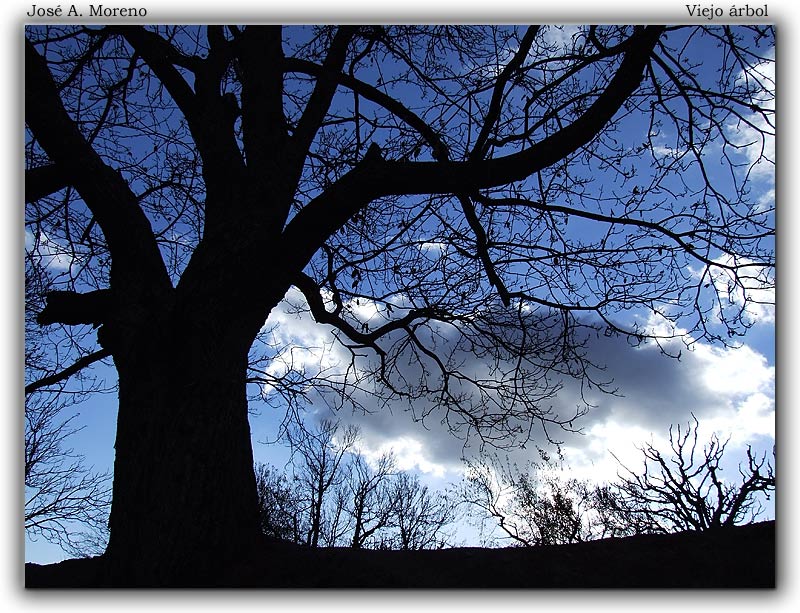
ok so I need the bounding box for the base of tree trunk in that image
[25,520,774,588]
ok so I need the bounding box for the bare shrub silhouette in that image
[612,416,775,532]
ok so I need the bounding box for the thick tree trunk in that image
[102,311,263,585]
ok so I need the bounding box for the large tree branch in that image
[282,26,665,275]
[293,271,448,349]
[36,289,112,327]
[457,195,512,306]
[290,27,358,169]
[237,26,285,159]
[284,57,450,160]
[116,26,199,116]
[26,164,68,203]
[285,53,511,304]
[121,26,245,191]
[470,26,540,161]
[236,25,291,211]
[387,26,665,192]
[25,40,171,296]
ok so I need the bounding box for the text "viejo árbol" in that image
[686,4,768,19]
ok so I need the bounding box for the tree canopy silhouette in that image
[25,25,774,584]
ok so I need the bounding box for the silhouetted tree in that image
[318,481,352,547]
[346,452,397,549]
[460,451,602,546]
[387,472,455,550]
[590,484,660,538]
[287,419,359,547]
[611,416,775,532]
[25,25,774,581]
[254,462,306,543]
[255,451,453,550]
[25,394,112,557]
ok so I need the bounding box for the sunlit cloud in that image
[691,255,775,325]
[541,25,582,51]
[727,52,775,181]
[559,329,774,488]
[356,436,448,478]
[419,241,447,254]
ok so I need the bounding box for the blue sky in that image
[20,19,777,569]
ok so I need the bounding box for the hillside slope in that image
[26,520,775,588]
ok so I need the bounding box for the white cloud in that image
[696,342,773,397]
[419,241,446,254]
[255,288,353,397]
[695,255,775,325]
[727,52,775,180]
[541,25,582,51]
[356,436,448,478]
[557,330,774,487]
[702,391,775,448]
[755,188,775,214]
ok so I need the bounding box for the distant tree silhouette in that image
[611,416,775,532]
[24,394,112,558]
[254,462,306,543]
[461,450,609,546]
[386,472,456,550]
[590,484,660,537]
[255,449,455,550]
[345,452,397,549]
[286,419,359,547]
[25,25,774,581]
[462,419,775,544]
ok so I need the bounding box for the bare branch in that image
[25,348,112,395]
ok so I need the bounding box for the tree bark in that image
[99,284,280,584]
[102,321,260,584]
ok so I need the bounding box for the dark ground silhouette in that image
[26,519,774,588]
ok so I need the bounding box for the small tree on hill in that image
[388,472,456,550]
[612,416,775,532]
[287,419,359,547]
[346,452,397,549]
[254,462,306,543]
[590,484,660,538]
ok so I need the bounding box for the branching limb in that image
[26,164,68,203]
[116,26,199,115]
[293,271,446,349]
[36,289,112,327]
[25,348,112,395]
[25,39,171,295]
[284,57,450,159]
[237,26,289,178]
[470,26,540,161]
[612,416,775,532]
[289,27,359,169]
[282,27,664,274]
